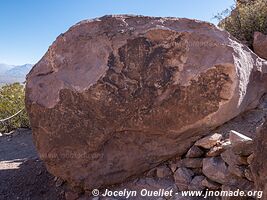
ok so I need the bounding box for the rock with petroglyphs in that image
[26,15,267,190]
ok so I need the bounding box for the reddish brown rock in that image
[253,32,267,60]
[231,140,254,156]
[229,130,252,145]
[156,165,172,178]
[206,146,224,157]
[25,15,267,190]
[221,149,248,166]
[195,133,222,149]
[228,165,245,178]
[174,167,194,191]
[178,158,203,169]
[251,120,267,199]
[185,145,204,158]
[206,139,232,157]
[202,157,229,184]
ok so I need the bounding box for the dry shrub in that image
[0,83,30,133]
[216,0,267,48]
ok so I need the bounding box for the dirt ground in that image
[0,129,65,200]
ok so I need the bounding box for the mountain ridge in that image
[0,63,33,86]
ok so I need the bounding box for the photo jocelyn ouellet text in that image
[92,188,263,199]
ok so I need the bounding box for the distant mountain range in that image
[0,63,33,86]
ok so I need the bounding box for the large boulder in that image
[25,15,267,190]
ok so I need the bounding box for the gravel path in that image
[0,129,65,200]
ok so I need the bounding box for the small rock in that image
[231,140,253,156]
[228,165,245,178]
[179,158,203,169]
[206,146,224,157]
[220,139,232,147]
[174,167,194,191]
[201,178,221,190]
[188,175,205,191]
[206,140,231,157]
[156,165,172,178]
[244,169,253,182]
[202,157,229,184]
[185,146,204,158]
[221,149,248,166]
[195,133,222,149]
[229,130,252,145]
[247,154,254,165]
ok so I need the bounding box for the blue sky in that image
[0,0,235,65]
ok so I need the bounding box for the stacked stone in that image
[152,131,255,195]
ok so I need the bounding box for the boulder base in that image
[25,15,267,190]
